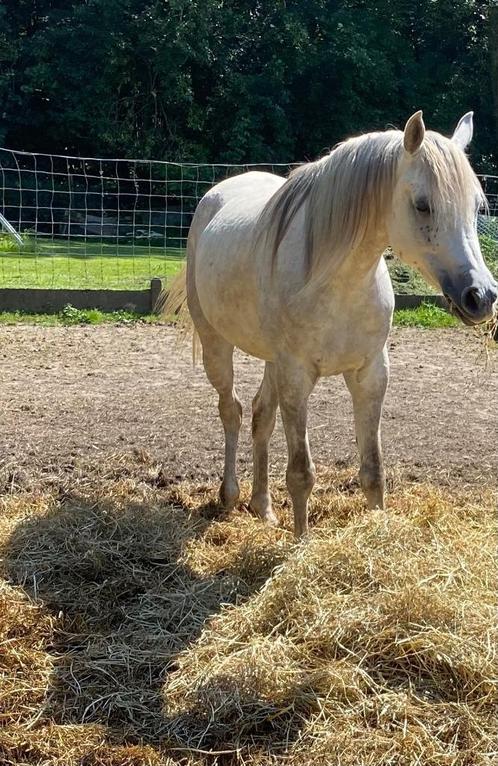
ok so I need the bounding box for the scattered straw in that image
[473,312,498,371]
[0,453,496,765]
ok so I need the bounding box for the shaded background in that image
[1,0,497,169]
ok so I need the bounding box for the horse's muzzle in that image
[444,281,498,325]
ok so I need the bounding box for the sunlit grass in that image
[0,235,184,289]
[393,302,458,328]
[0,306,161,325]
[1,232,497,296]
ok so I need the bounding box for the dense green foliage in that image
[0,1,495,166]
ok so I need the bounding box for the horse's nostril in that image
[461,286,481,316]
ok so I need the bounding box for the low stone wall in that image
[0,281,446,315]
[0,278,163,314]
[394,294,447,310]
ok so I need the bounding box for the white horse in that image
[164,111,497,537]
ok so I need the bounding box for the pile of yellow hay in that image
[0,454,496,765]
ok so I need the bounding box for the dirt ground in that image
[0,324,496,490]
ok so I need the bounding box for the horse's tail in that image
[158,265,201,364]
[159,264,189,324]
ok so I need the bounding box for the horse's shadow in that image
[2,481,302,753]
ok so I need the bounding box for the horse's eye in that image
[415,199,430,214]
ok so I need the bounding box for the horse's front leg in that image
[277,358,317,537]
[344,346,389,509]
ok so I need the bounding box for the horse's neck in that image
[339,224,390,283]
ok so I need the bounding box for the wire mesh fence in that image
[477,174,498,240]
[0,147,295,290]
[1,145,497,292]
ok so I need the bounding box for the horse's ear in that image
[452,111,473,150]
[403,110,425,154]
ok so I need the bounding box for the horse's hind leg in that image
[250,362,279,526]
[200,328,242,510]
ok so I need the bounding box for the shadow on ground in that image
[0,456,298,762]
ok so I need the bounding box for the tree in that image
[0,0,495,169]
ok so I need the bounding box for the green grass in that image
[0,232,497,295]
[0,235,184,289]
[479,233,498,274]
[386,254,436,295]
[393,302,458,328]
[0,303,456,328]
[0,306,161,326]
[0,230,472,329]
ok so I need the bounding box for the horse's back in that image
[203,170,284,207]
[191,171,284,238]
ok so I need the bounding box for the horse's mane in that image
[261,129,485,291]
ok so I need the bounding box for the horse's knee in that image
[286,455,316,497]
[219,392,242,432]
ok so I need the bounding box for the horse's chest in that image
[291,310,390,376]
[313,336,376,375]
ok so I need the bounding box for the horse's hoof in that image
[294,523,309,539]
[219,480,240,511]
[249,493,279,526]
[258,509,279,527]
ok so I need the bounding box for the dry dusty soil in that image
[0,324,496,491]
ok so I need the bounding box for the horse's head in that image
[388,111,497,325]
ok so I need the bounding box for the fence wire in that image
[0,145,497,291]
[0,147,295,290]
[477,174,498,240]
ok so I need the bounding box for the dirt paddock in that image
[1,323,497,766]
[0,324,496,488]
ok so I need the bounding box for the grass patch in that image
[1,232,497,292]
[0,304,457,328]
[0,306,161,326]
[393,302,458,328]
[385,252,436,295]
[479,233,498,271]
[0,235,184,289]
